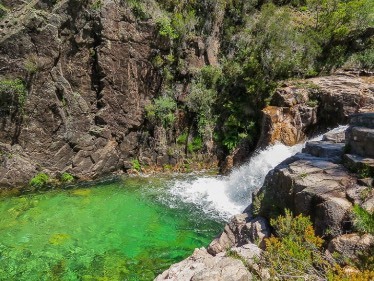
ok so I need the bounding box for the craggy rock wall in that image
[0,0,162,186]
[257,71,374,148]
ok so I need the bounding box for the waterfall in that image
[165,126,348,221]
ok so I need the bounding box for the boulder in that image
[208,213,249,255]
[327,233,374,264]
[345,126,374,158]
[302,141,345,163]
[257,154,354,236]
[207,214,271,255]
[155,248,253,281]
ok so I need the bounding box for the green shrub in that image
[131,159,141,171]
[90,0,102,10]
[176,132,188,145]
[187,137,203,153]
[0,78,27,109]
[0,4,7,19]
[263,210,327,279]
[129,0,150,20]
[29,173,50,188]
[156,16,178,40]
[60,173,74,183]
[352,205,374,235]
[145,96,176,128]
[344,48,374,70]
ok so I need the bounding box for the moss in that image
[29,173,50,188]
[60,173,74,183]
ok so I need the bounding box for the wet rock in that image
[322,130,346,143]
[208,213,249,255]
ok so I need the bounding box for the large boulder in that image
[155,247,254,281]
[207,214,270,255]
[256,152,354,236]
[327,233,374,265]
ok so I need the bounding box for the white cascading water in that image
[167,125,348,221]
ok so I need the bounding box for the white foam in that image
[165,125,348,221]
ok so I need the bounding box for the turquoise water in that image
[0,176,223,280]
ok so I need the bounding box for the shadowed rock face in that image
[0,1,162,186]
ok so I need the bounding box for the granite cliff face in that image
[0,0,223,187]
[257,71,374,148]
[0,0,161,186]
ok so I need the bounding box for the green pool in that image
[0,176,224,280]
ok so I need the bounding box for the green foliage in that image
[344,48,374,70]
[131,159,141,171]
[176,132,188,145]
[352,205,374,234]
[0,3,8,19]
[264,210,327,280]
[156,16,178,40]
[129,0,150,20]
[145,96,177,128]
[30,173,50,188]
[187,137,203,153]
[60,173,74,183]
[0,78,27,111]
[90,0,102,10]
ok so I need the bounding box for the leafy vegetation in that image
[60,173,74,183]
[352,205,374,234]
[145,95,177,128]
[29,173,50,188]
[131,159,142,171]
[263,209,327,279]
[262,209,374,280]
[0,78,27,111]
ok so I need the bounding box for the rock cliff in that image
[0,0,223,187]
[257,71,374,148]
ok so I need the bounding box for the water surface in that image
[0,177,223,281]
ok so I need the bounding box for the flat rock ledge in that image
[155,246,260,281]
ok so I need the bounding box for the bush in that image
[60,173,74,183]
[187,137,203,153]
[29,173,50,188]
[145,95,176,128]
[156,16,178,40]
[263,209,327,279]
[0,78,27,109]
[176,132,188,145]
[131,159,141,171]
[344,48,374,70]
